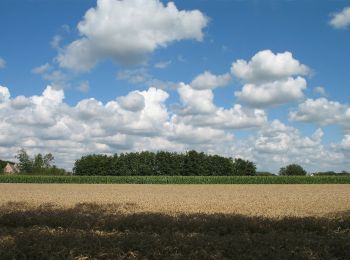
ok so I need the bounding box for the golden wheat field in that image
[1,184,349,217]
[1,184,350,259]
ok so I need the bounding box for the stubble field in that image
[1,184,350,259]
[0,184,350,217]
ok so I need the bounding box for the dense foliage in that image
[73,151,257,176]
[1,175,350,184]
[279,164,307,176]
[14,149,67,175]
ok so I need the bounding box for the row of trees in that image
[73,151,257,176]
[15,149,67,175]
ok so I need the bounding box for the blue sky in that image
[1,0,350,172]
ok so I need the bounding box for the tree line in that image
[73,150,257,176]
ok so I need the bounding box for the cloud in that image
[231,50,310,108]
[289,98,350,131]
[176,83,216,115]
[51,35,62,49]
[57,0,208,72]
[0,57,6,69]
[314,86,327,97]
[330,7,350,29]
[247,120,344,172]
[231,50,309,84]
[154,60,172,69]
[0,86,11,103]
[32,63,51,74]
[175,83,267,129]
[0,85,170,168]
[117,68,152,84]
[32,63,70,90]
[0,84,264,170]
[1,84,348,172]
[116,68,178,89]
[116,91,145,111]
[42,70,70,90]
[191,71,231,90]
[235,77,307,108]
[340,135,350,149]
[78,81,90,93]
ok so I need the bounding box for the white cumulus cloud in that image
[330,7,350,29]
[175,83,267,129]
[57,0,208,72]
[235,77,307,108]
[289,98,350,131]
[191,71,231,90]
[231,49,309,84]
[231,50,310,108]
[1,83,349,172]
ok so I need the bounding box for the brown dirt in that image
[1,184,349,217]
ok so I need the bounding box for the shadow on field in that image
[0,202,349,259]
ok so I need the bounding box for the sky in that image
[1,0,350,173]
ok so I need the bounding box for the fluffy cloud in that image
[235,77,306,108]
[175,83,267,129]
[176,83,216,115]
[1,84,349,172]
[231,50,309,84]
[340,134,350,149]
[0,57,6,69]
[289,98,350,130]
[330,7,350,29]
[0,85,171,167]
[248,120,344,172]
[116,91,145,112]
[57,0,208,72]
[0,84,265,169]
[231,50,310,108]
[191,71,231,90]
[0,86,10,103]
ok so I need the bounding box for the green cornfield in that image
[1,175,350,184]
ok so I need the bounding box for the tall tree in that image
[232,158,256,176]
[15,149,33,173]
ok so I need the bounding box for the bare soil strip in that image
[1,184,349,217]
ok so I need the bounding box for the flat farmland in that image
[1,184,350,259]
[1,184,349,217]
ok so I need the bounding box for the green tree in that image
[232,158,256,176]
[15,149,33,173]
[33,153,44,171]
[43,153,54,168]
[279,164,306,176]
[73,154,112,176]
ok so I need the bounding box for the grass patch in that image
[1,175,350,184]
[0,202,349,259]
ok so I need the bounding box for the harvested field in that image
[1,184,350,259]
[0,184,349,217]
